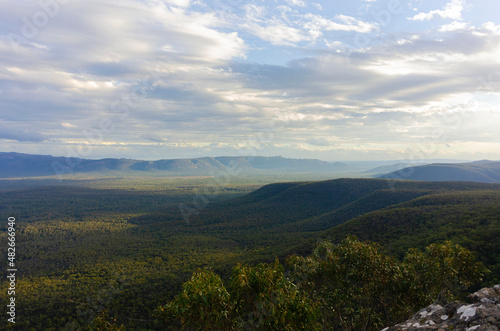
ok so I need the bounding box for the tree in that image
[159,237,486,331]
[156,261,319,330]
[229,259,319,330]
[287,236,408,331]
[403,241,488,307]
[88,310,125,331]
[155,268,233,330]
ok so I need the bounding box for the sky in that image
[1,0,500,162]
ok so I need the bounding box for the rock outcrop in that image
[382,285,500,331]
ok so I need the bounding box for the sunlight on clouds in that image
[150,5,246,61]
[242,4,375,47]
[1,0,500,160]
[61,123,78,129]
[6,67,112,92]
[283,0,306,7]
[252,25,313,46]
[482,22,500,33]
[410,0,465,21]
[439,20,470,32]
[304,14,376,34]
[69,78,116,91]
[362,50,472,76]
[163,0,191,7]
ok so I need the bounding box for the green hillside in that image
[1,177,500,329]
[322,190,500,283]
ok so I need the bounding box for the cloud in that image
[228,23,500,146]
[283,0,306,7]
[410,0,465,21]
[1,0,500,161]
[438,20,470,32]
[61,123,78,129]
[304,14,377,34]
[140,134,169,142]
[250,24,314,46]
[312,3,323,11]
[164,0,191,7]
[306,137,334,147]
[0,125,47,142]
[241,4,376,47]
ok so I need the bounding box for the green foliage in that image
[157,269,233,330]
[287,236,410,330]
[1,177,499,330]
[88,310,125,331]
[157,261,319,330]
[322,190,500,284]
[0,179,259,330]
[164,238,485,331]
[229,260,319,330]
[403,241,488,306]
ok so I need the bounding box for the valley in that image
[1,175,499,329]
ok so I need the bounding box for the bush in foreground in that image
[156,237,487,330]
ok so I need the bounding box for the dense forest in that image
[159,238,485,330]
[1,176,499,329]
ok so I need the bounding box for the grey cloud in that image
[306,137,333,146]
[83,62,135,77]
[1,0,499,161]
[0,125,47,142]
[140,134,168,142]
[149,86,221,105]
[230,26,500,111]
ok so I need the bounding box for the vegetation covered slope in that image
[322,189,500,283]
[1,177,500,329]
[379,160,500,183]
[160,238,486,331]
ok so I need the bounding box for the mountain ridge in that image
[166,177,500,283]
[0,152,348,178]
[378,160,500,183]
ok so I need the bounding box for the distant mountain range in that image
[0,152,348,178]
[363,162,428,174]
[378,160,500,183]
[3,152,499,183]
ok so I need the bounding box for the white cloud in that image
[251,24,313,46]
[411,0,465,21]
[306,137,335,147]
[283,0,306,7]
[481,22,500,35]
[305,14,376,34]
[61,123,78,129]
[439,20,470,32]
[2,0,500,161]
[164,0,191,7]
[241,5,376,47]
[312,3,323,10]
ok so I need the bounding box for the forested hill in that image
[175,178,500,284]
[185,178,500,232]
[0,152,347,178]
[378,160,500,183]
[2,177,500,329]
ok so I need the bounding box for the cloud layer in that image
[1,0,499,161]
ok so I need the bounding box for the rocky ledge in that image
[382,285,500,331]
